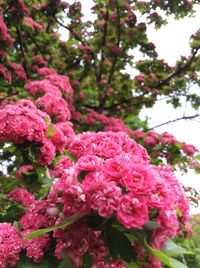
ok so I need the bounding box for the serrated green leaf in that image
[25,212,86,239]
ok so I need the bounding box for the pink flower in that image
[16,164,33,178]
[0,223,22,268]
[22,230,50,263]
[8,62,27,80]
[120,164,156,193]
[53,156,74,178]
[88,180,122,218]
[36,93,71,122]
[50,125,67,153]
[161,132,176,145]
[135,74,144,83]
[45,74,74,98]
[7,187,35,207]
[151,229,169,250]
[38,140,56,165]
[182,142,198,155]
[24,17,44,31]
[0,64,11,82]
[36,67,56,76]
[148,179,171,209]
[62,183,90,215]
[0,16,14,45]
[20,200,56,230]
[77,155,102,172]
[25,79,61,97]
[117,193,149,229]
[156,208,179,238]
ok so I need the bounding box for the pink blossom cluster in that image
[18,131,187,267]
[25,72,74,123]
[7,187,35,207]
[2,131,191,267]
[8,62,27,80]
[16,164,33,178]
[0,223,22,268]
[0,64,12,82]
[0,101,56,165]
[24,17,44,31]
[83,110,199,172]
[36,93,71,122]
[0,15,13,45]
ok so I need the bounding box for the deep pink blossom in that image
[7,187,35,206]
[87,180,122,218]
[24,17,44,31]
[0,223,22,268]
[16,164,33,178]
[8,62,27,80]
[22,230,50,263]
[36,93,71,122]
[117,193,149,229]
[0,64,11,82]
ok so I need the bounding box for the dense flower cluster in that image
[6,131,189,267]
[0,223,22,268]
[83,110,199,171]
[0,101,56,165]
[1,1,199,267]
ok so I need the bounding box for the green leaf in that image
[47,123,55,138]
[169,257,189,268]
[195,154,200,161]
[162,240,193,257]
[143,240,174,268]
[58,258,73,268]
[65,150,76,162]
[82,253,92,268]
[25,212,86,239]
[143,220,160,230]
[175,207,183,218]
[126,262,139,268]
[14,258,49,268]
[106,225,136,263]
[5,145,16,153]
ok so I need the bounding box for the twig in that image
[148,114,200,130]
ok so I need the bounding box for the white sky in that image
[63,0,200,214]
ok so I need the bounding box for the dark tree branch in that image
[98,9,109,82]
[16,26,28,75]
[155,47,200,89]
[53,15,99,82]
[98,0,121,111]
[148,114,200,130]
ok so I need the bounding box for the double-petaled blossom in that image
[0,223,22,268]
